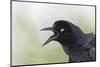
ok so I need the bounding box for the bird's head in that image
[41,20,74,46]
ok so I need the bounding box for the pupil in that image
[60,28,64,32]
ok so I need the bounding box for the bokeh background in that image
[12,1,95,65]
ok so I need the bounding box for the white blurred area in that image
[12,1,95,66]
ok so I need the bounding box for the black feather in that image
[41,20,96,62]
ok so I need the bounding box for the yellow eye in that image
[60,28,64,32]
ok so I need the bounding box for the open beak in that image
[40,27,59,46]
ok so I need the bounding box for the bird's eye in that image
[60,28,64,32]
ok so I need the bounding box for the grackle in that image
[41,20,96,62]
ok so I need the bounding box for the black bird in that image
[41,20,96,62]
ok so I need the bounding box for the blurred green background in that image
[12,2,95,65]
